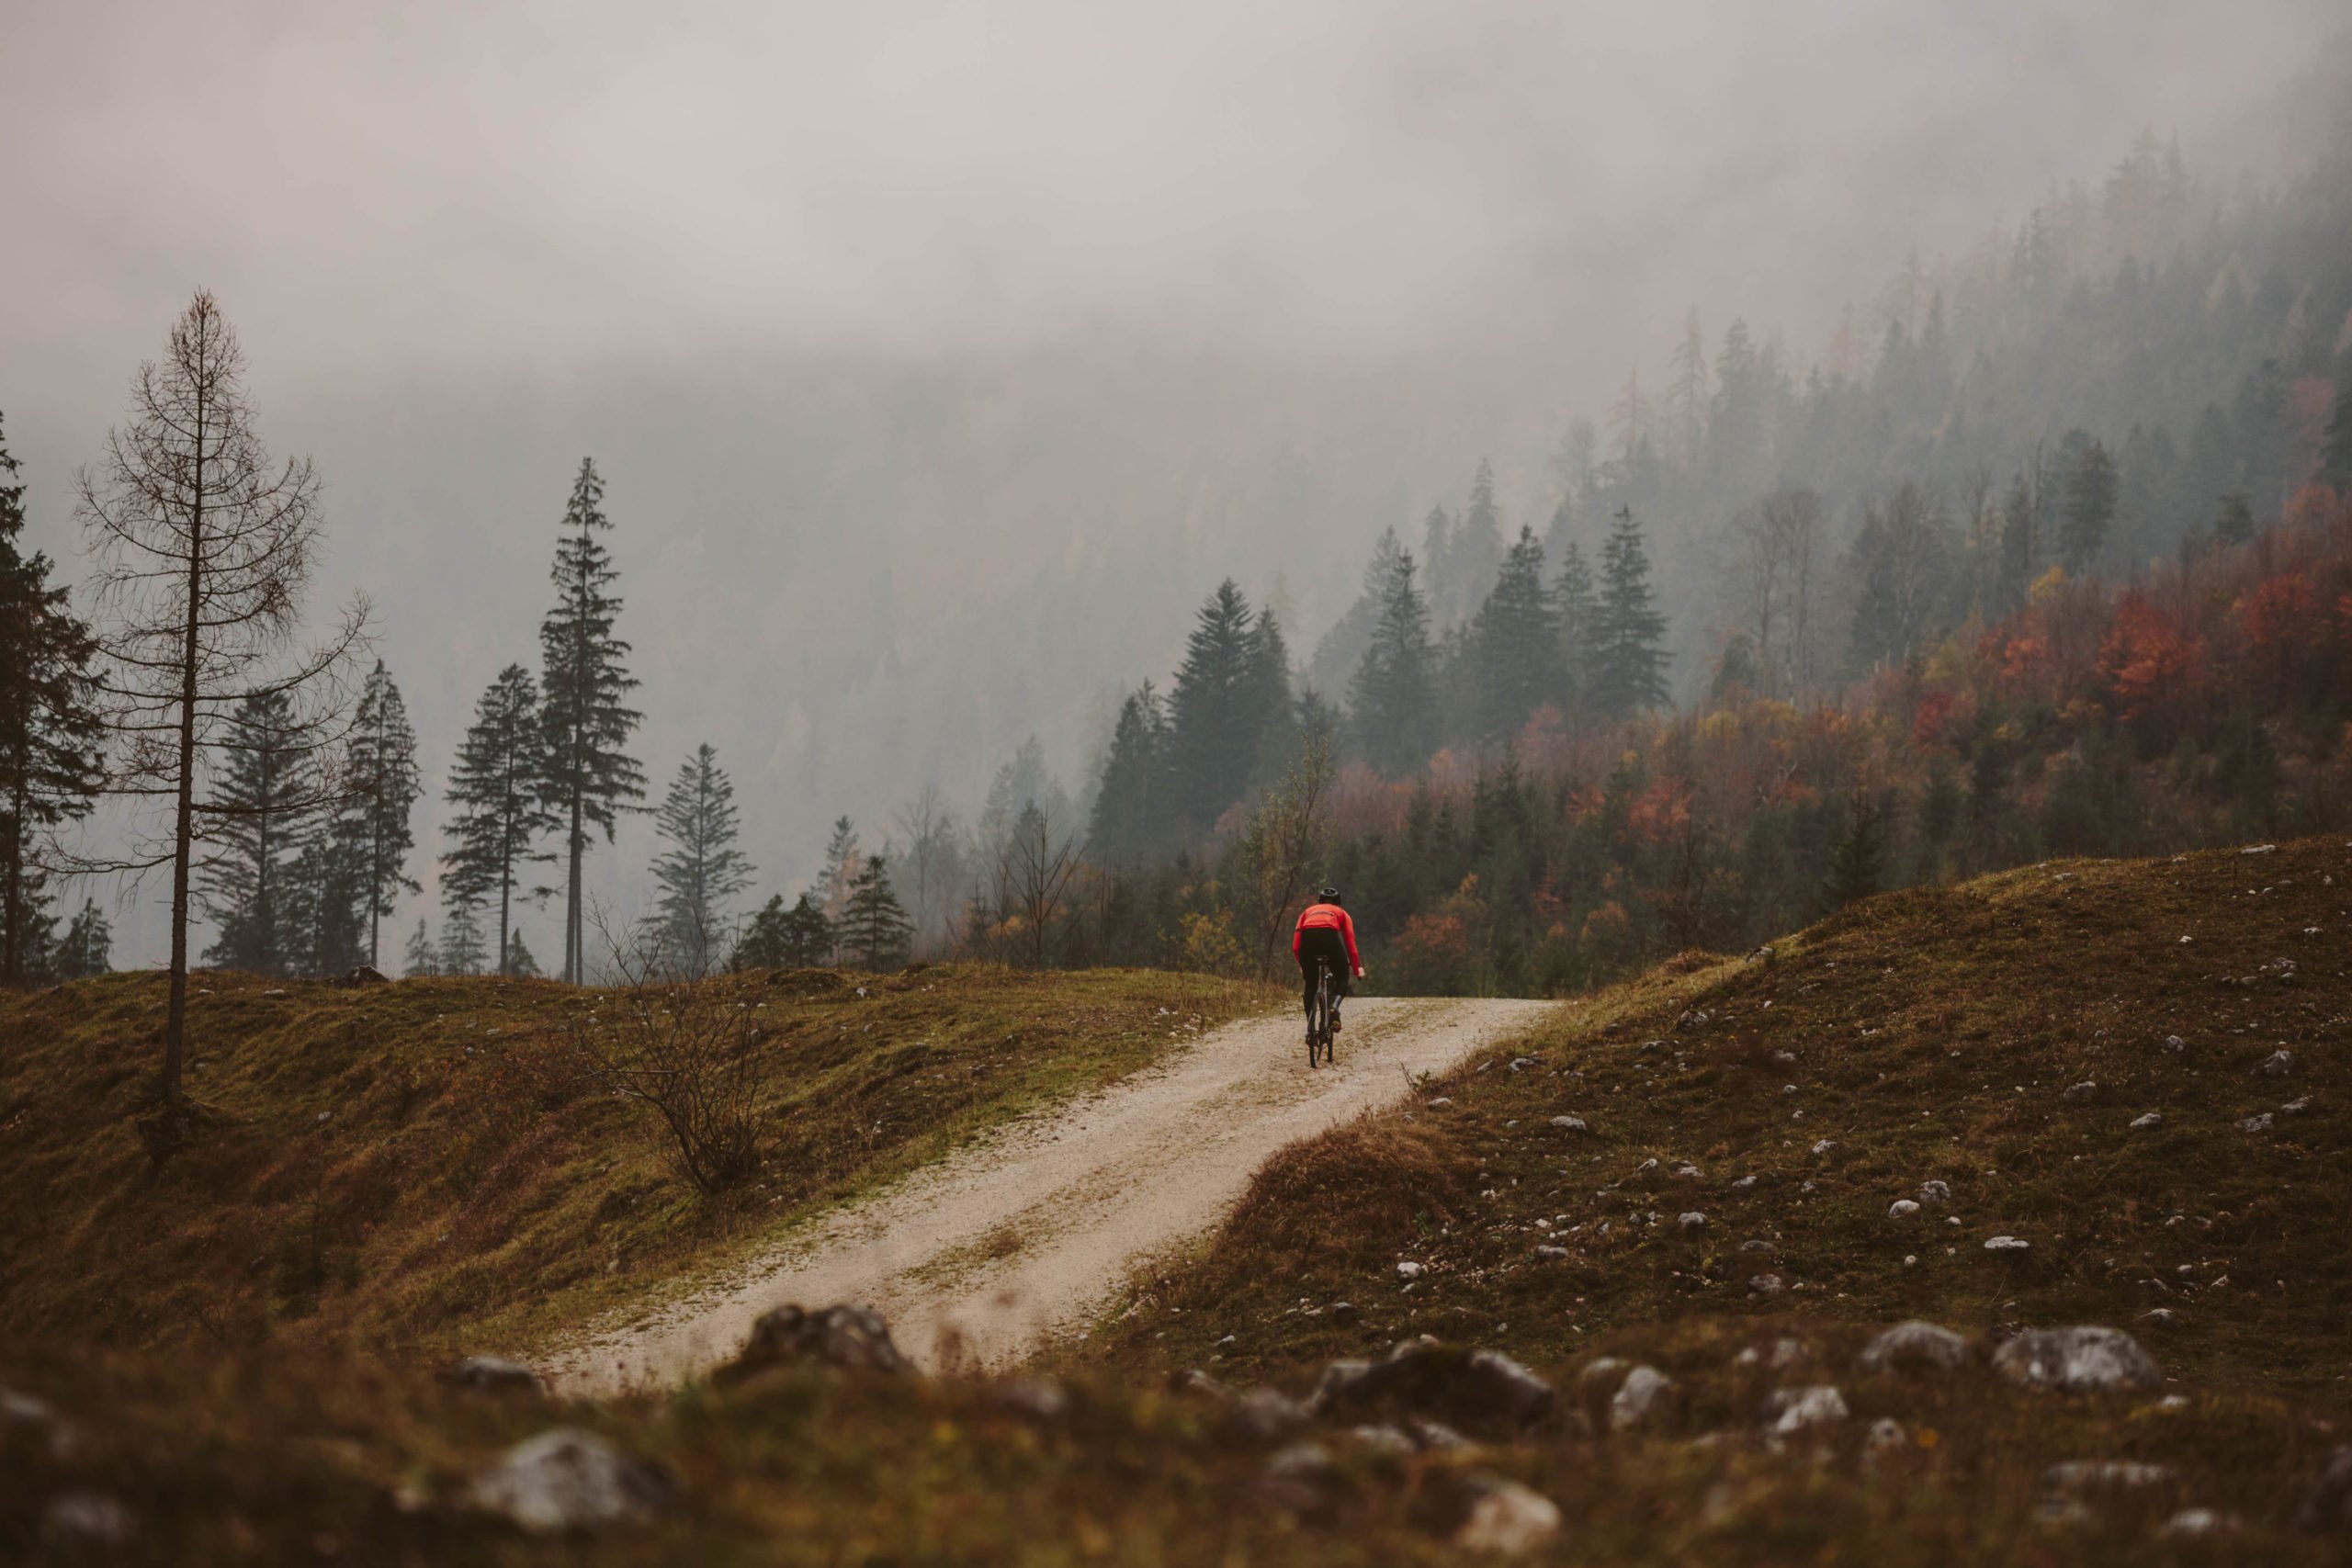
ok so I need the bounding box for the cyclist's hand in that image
[1355,966,1366,979]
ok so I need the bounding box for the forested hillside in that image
[925,116,2352,993]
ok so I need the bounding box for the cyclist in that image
[1292,886,1363,1042]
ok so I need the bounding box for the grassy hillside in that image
[7,843,2352,1563]
[1085,836,2352,1395]
[0,963,1271,1358]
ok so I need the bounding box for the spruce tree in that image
[730,892,833,970]
[0,412,104,987]
[1591,507,1671,718]
[650,742,753,976]
[439,901,487,976]
[443,664,556,976]
[1087,682,1169,865]
[503,928,542,979]
[2057,433,2119,572]
[55,899,111,980]
[1467,525,1560,743]
[839,859,912,970]
[401,917,437,978]
[198,690,320,976]
[1345,531,1437,778]
[1165,580,1262,827]
[341,660,422,968]
[537,458,644,983]
[2214,491,2255,547]
[1243,605,1298,789]
[1554,536,1600,729]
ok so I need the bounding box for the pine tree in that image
[1427,461,1505,630]
[1553,535,1601,729]
[650,742,753,976]
[443,665,556,976]
[439,900,488,976]
[1165,580,1262,828]
[2057,432,2119,572]
[1345,531,1438,778]
[1591,507,1671,718]
[55,899,111,980]
[0,412,104,987]
[503,928,541,979]
[1467,525,1561,743]
[537,459,644,983]
[838,859,912,971]
[341,660,422,968]
[1087,682,1170,865]
[1243,604,1298,789]
[401,917,437,978]
[730,892,833,970]
[198,690,321,976]
[283,829,367,978]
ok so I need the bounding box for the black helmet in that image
[1318,886,1341,903]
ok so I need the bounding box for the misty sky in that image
[2,0,2337,964]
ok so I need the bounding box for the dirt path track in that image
[549,996,1554,1393]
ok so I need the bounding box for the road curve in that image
[547,995,1555,1394]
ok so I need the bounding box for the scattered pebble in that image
[1762,1385,1849,1435]
[1549,1115,1586,1132]
[2063,1081,2097,1102]
[1917,1181,1951,1205]
[1984,1236,2030,1253]
[1395,1261,1425,1280]
[2130,1112,2161,1130]
[2239,1113,2274,1134]
[2259,1050,2295,1077]
[1888,1200,1921,1220]
[1452,1474,1563,1554]
[1994,1326,2163,1393]
[1677,1212,1707,1234]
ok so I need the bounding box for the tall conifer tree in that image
[1591,507,1671,718]
[1346,532,1438,778]
[198,690,318,976]
[444,664,556,976]
[0,412,103,986]
[537,459,644,983]
[341,660,421,968]
[1165,580,1261,828]
[650,742,753,976]
[1467,525,1560,743]
[1087,682,1169,865]
[1554,536,1600,730]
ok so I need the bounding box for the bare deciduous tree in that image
[1237,734,1335,978]
[76,292,368,1113]
[995,799,1081,968]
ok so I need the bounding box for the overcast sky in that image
[2,0,2338,964]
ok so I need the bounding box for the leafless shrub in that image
[566,916,771,1194]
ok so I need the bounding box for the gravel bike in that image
[1306,957,1336,1068]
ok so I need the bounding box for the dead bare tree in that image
[1238,735,1335,979]
[76,292,368,1114]
[998,799,1081,968]
[568,909,770,1194]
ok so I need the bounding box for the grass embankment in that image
[1090,837,2352,1393]
[6,845,2352,1563]
[0,963,1272,1358]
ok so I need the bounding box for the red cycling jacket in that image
[1292,902,1362,975]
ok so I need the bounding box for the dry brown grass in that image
[0,963,1274,1360]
